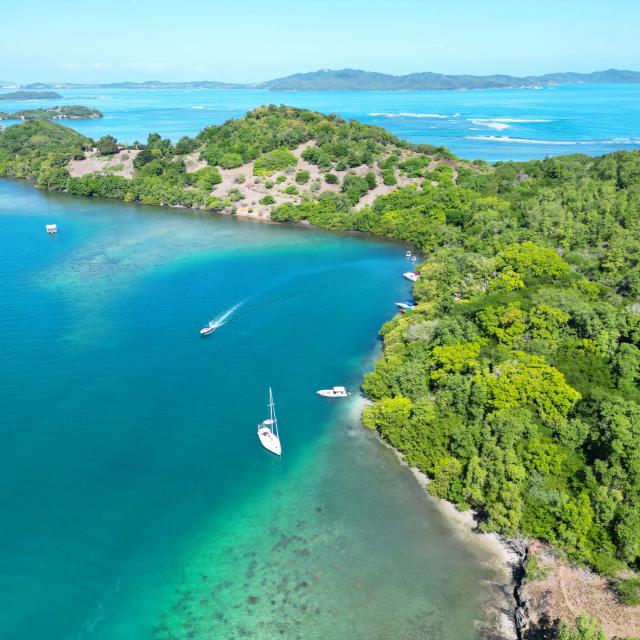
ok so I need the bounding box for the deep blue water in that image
[0,180,510,639]
[2,83,639,160]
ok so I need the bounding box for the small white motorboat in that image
[257,388,281,456]
[403,272,419,282]
[405,250,412,258]
[45,224,58,234]
[395,302,415,311]
[317,386,350,398]
[411,255,417,262]
[200,321,218,336]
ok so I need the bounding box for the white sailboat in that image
[257,387,281,456]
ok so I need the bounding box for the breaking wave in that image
[466,135,640,146]
[369,112,453,119]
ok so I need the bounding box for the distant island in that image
[0,90,63,100]
[260,67,640,90]
[0,105,103,121]
[4,68,640,91]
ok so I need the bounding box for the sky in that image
[2,0,640,83]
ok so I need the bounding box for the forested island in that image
[0,105,102,121]
[0,90,62,100]
[1,107,640,638]
[7,67,640,91]
[260,67,640,91]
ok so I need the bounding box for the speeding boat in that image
[395,302,415,311]
[200,321,218,336]
[257,388,281,456]
[403,272,420,282]
[317,386,350,398]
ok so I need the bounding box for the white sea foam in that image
[467,135,640,146]
[491,117,551,123]
[466,135,580,145]
[469,119,511,131]
[209,302,242,329]
[369,112,450,119]
[191,105,207,110]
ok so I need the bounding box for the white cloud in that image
[126,62,175,69]
[61,62,110,70]
[125,62,206,72]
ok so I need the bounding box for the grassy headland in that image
[1,106,640,637]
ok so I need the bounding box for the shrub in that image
[341,174,370,205]
[400,156,431,177]
[365,171,377,190]
[276,175,286,184]
[523,554,551,581]
[191,166,222,191]
[324,172,339,184]
[615,577,640,605]
[96,135,118,156]
[259,195,275,205]
[283,185,298,195]
[382,168,397,186]
[133,148,154,168]
[253,148,297,176]
[174,136,198,155]
[219,152,244,169]
[265,180,274,189]
[295,170,310,184]
[227,188,244,202]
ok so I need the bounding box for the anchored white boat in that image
[403,271,419,282]
[395,302,415,311]
[411,255,417,262]
[405,250,412,258]
[317,386,350,398]
[257,388,281,456]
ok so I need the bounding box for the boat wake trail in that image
[210,303,242,329]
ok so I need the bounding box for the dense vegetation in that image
[2,108,640,592]
[0,105,102,121]
[0,106,449,212]
[356,152,640,579]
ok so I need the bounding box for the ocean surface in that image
[1,83,640,160]
[0,180,510,639]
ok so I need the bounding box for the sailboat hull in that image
[257,426,281,456]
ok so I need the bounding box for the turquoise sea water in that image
[2,83,640,161]
[0,180,510,639]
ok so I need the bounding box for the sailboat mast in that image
[269,387,278,438]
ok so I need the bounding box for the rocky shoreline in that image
[377,436,640,640]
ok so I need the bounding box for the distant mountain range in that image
[260,68,640,90]
[3,68,640,92]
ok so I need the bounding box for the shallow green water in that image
[0,180,509,639]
